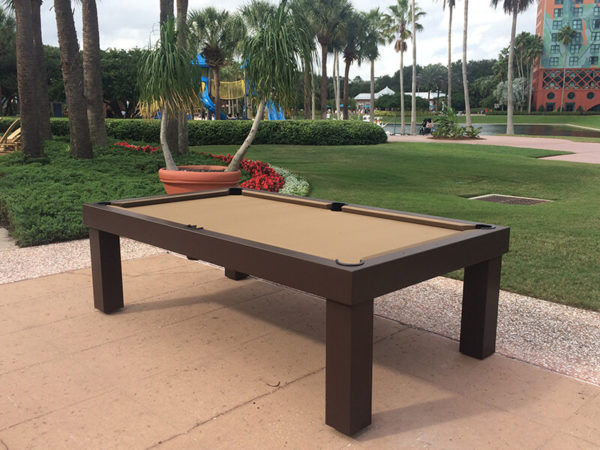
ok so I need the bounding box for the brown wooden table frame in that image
[83,188,510,436]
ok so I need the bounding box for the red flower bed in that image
[208,153,285,192]
[114,141,159,153]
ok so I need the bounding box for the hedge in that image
[1,117,388,146]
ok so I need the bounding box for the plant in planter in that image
[223,0,314,172]
[138,17,241,193]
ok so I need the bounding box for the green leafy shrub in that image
[432,106,481,139]
[1,118,387,145]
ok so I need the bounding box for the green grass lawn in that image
[1,138,599,311]
[200,142,600,311]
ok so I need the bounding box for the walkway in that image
[387,134,600,164]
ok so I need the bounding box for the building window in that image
[592,44,600,54]
[549,57,560,66]
[553,20,563,30]
[595,7,600,17]
[587,92,595,99]
[593,32,600,41]
[565,102,575,111]
[555,0,563,4]
[572,7,583,17]
[552,33,559,42]
[574,33,583,43]
[546,103,555,112]
[547,92,555,100]
[573,19,583,30]
[569,56,579,65]
[574,0,583,4]
[567,92,576,99]
[551,44,561,53]
[570,44,581,53]
[554,8,563,17]
[594,19,600,29]
[591,56,599,65]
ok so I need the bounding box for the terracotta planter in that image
[158,165,241,194]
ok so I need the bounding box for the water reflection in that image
[383,123,600,138]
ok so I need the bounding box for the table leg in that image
[326,299,373,435]
[224,268,248,280]
[89,229,124,313]
[459,256,502,359]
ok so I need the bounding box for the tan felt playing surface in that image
[120,196,464,264]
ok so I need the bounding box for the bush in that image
[432,105,481,139]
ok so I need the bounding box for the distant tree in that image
[436,0,455,108]
[0,6,17,116]
[490,0,535,135]
[341,10,366,119]
[462,0,472,128]
[409,0,425,134]
[188,7,246,120]
[557,25,577,112]
[100,48,142,117]
[361,8,386,122]
[514,32,543,113]
[31,0,51,139]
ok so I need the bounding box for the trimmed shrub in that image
[1,118,387,145]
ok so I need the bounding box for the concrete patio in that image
[2,253,600,449]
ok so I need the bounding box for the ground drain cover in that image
[469,194,550,205]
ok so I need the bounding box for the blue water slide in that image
[200,76,227,120]
[266,100,285,120]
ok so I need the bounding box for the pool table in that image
[83,187,510,435]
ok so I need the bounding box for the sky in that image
[38,0,538,82]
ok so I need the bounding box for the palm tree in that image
[304,0,352,119]
[226,0,312,171]
[438,0,455,108]
[138,17,199,171]
[160,0,173,23]
[176,0,189,154]
[54,0,93,158]
[490,0,535,135]
[557,25,577,112]
[361,8,386,123]
[341,10,366,120]
[525,34,543,113]
[188,8,245,121]
[31,0,51,140]
[12,0,43,157]
[462,0,471,128]
[385,0,423,134]
[290,0,317,119]
[81,0,107,146]
[410,0,418,134]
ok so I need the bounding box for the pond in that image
[383,122,600,138]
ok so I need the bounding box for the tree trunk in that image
[14,0,43,157]
[31,0,51,141]
[335,52,341,119]
[447,5,453,109]
[82,0,108,146]
[462,0,472,128]
[320,42,328,119]
[400,48,405,134]
[311,72,316,120]
[160,109,178,171]
[160,0,174,23]
[560,66,566,112]
[506,10,517,135]
[410,0,417,135]
[528,62,534,113]
[332,51,337,119]
[369,59,375,122]
[343,59,350,120]
[176,0,189,154]
[303,67,310,119]
[227,100,265,172]
[54,0,93,158]
[214,65,222,120]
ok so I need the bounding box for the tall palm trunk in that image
[400,49,405,133]
[214,65,222,120]
[447,5,452,108]
[14,0,43,157]
[343,59,350,120]
[332,51,338,118]
[160,0,178,152]
[54,0,93,158]
[369,59,375,122]
[528,62,534,113]
[227,100,265,171]
[31,0,51,141]
[462,0,471,128]
[410,0,417,135]
[176,0,189,153]
[159,108,177,170]
[320,42,328,119]
[82,0,108,146]
[560,65,566,112]
[311,72,316,120]
[303,67,310,119]
[506,9,517,135]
